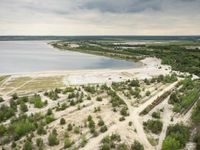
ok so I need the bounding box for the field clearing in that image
[16,76,65,93]
[0,75,10,86]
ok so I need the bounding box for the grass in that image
[1,77,32,93]
[0,75,10,86]
[17,76,64,92]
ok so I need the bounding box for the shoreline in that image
[0,57,171,81]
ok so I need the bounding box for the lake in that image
[0,41,141,73]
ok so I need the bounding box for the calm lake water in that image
[0,41,141,73]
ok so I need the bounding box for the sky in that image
[0,0,200,35]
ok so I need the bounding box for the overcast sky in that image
[0,0,200,35]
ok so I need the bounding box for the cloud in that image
[0,0,199,35]
[80,0,161,13]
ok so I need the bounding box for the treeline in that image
[53,41,200,76]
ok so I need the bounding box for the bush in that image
[0,97,4,102]
[120,107,129,116]
[29,94,45,108]
[131,140,144,150]
[194,132,200,150]
[100,125,108,133]
[129,80,140,87]
[98,119,105,126]
[96,97,103,101]
[20,102,28,112]
[36,138,44,149]
[67,123,73,131]
[152,111,160,119]
[64,137,73,148]
[143,120,163,134]
[162,124,189,150]
[119,117,125,121]
[48,130,59,146]
[74,126,80,134]
[145,91,151,96]
[80,135,87,147]
[23,140,32,150]
[12,93,18,100]
[162,136,180,150]
[60,118,66,125]
[192,100,200,125]
[37,124,46,135]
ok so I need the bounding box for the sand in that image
[0,57,171,86]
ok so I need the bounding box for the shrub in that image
[152,111,160,119]
[145,91,151,96]
[120,107,129,116]
[20,102,28,112]
[80,135,87,147]
[131,140,144,150]
[60,118,66,125]
[96,97,103,101]
[29,94,44,108]
[67,123,73,131]
[162,124,189,150]
[74,126,80,134]
[119,117,125,121]
[130,79,140,87]
[48,130,59,146]
[98,119,105,126]
[36,138,44,149]
[37,124,46,135]
[64,137,73,148]
[100,125,108,133]
[0,97,4,102]
[23,140,32,150]
[143,120,163,134]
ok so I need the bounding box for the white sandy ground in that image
[0,57,171,87]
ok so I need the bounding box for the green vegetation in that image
[152,111,161,119]
[131,140,144,150]
[100,133,122,150]
[44,89,59,100]
[162,124,189,150]
[48,129,59,146]
[52,40,200,76]
[143,120,163,134]
[84,85,96,94]
[0,97,4,102]
[107,89,126,108]
[0,104,16,122]
[29,94,46,108]
[169,79,200,113]
[141,90,171,115]
[60,118,66,125]
[194,132,200,150]
[192,100,200,125]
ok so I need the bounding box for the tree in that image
[64,137,73,148]
[23,140,32,150]
[36,138,44,150]
[162,136,180,150]
[130,79,140,87]
[60,118,66,125]
[100,125,108,133]
[20,102,28,112]
[12,93,18,100]
[67,123,73,131]
[48,130,59,146]
[145,91,151,96]
[96,97,102,101]
[0,97,4,102]
[131,140,144,150]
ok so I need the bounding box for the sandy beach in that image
[0,57,171,86]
